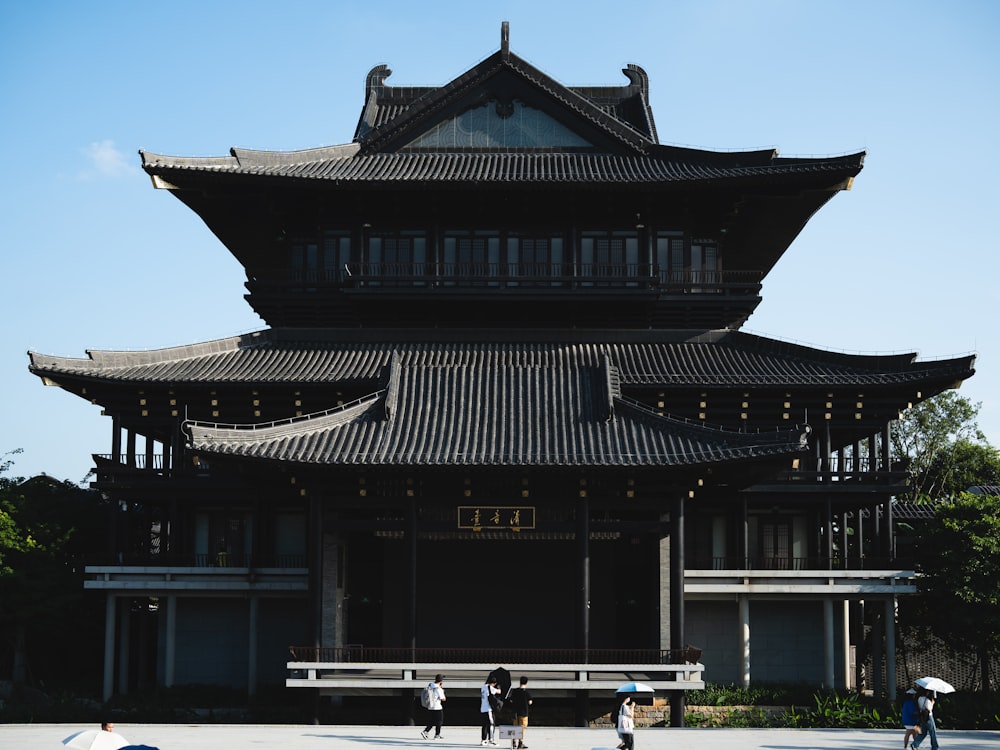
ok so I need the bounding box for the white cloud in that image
[79,139,137,179]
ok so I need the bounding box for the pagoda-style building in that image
[29,24,973,725]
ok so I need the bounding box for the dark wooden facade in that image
[29,24,974,720]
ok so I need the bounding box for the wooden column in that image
[102,594,116,701]
[248,595,259,698]
[308,494,322,651]
[880,495,896,564]
[741,497,749,567]
[575,494,590,727]
[738,594,750,687]
[403,496,418,726]
[884,598,897,698]
[825,495,833,570]
[306,491,323,726]
[164,594,176,687]
[406,496,417,655]
[823,597,834,689]
[669,493,685,728]
[111,415,122,462]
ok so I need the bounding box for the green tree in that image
[891,391,984,501]
[923,440,1000,499]
[914,492,1000,692]
[0,451,108,689]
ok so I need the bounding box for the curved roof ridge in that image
[28,332,975,391]
[726,329,977,372]
[184,361,809,468]
[229,143,360,167]
[614,394,810,447]
[186,391,382,443]
[28,331,264,372]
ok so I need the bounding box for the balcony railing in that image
[94,453,167,471]
[259,264,763,294]
[87,552,307,568]
[286,646,706,695]
[688,556,912,571]
[288,646,702,664]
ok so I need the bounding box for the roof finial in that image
[501,21,510,57]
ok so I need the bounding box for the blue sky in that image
[2,0,998,483]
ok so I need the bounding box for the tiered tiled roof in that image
[139,30,863,190]
[182,354,809,467]
[139,146,864,186]
[27,328,976,390]
[28,328,975,468]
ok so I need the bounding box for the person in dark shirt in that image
[507,676,533,749]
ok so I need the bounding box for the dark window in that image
[290,232,353,287]
[690,239,719,293]
[579,230,639,286]
[655,232,720,292]
[655,231,684,287]
[506,234,564,286]
[760,520,791,569]
[443,231,500,286]
[323,231,352,282]
[367,231,427,284]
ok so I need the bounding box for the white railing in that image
[286,660,704,695]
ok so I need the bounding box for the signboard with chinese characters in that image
[458,506,535,532]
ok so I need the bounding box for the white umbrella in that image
[615,681,654,694]
[915,676,956,694]
[63,730,129,750]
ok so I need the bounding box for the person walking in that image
[616,694,635,750]
[480,673,500,746]
[910,688,939,750]
[901,688,921,749]
[420,674,446,740]
[507,676,533,749]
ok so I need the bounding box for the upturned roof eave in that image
[26,332,977,391]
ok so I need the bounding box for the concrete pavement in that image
[3,724,1000,750]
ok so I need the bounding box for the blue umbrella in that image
[615,681,655,705]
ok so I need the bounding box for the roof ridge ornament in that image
[501,21,510,58]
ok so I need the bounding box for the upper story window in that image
[579,230,640,286]
[655,231,684,286]
[443,230,500,286]
[290,242,319,283]
[323,231,352,281]
[290,231,353,286]
[656,231,719,292]
[506,233,564,286]
[403,100,593,149]
[690,239,719,293]
[367,230,427,281]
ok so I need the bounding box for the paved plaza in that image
[3,724,1000,750]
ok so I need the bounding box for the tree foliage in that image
[891,391,984,501]
[0,451,109,688]
[914,492,1000,690]
[924,440,1000,499]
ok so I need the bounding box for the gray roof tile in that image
[28,329,976,390]
[185,357,808,467]
[140,148,863,187]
